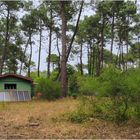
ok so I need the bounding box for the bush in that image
[68,65,140,124]
[77,75,99,96]
[35,77,61,100]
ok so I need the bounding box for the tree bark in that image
[100,15,105,69]
[92,45,95,76]
[110,12,115,63]
[56,34,61,75]
[28,35,32,77]
[80,42,83,75]
[47,6,52,78]
[66,0,84,62]
[57,1,84,80]
[19,38,30,75]
[37,20,42,77]
[60,1,67,97]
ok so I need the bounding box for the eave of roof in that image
[0,74,33,83]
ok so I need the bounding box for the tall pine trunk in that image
[60,1,67,97]
[19,38,29,75]
[100,15,105,69]
[47,7,52,78]
[56,34,61,75]
[110,12,115,63]
[80,42,83,75]
[37,21,42,77]
[28,35,32,77]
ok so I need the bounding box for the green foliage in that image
[68,65,140,124]
[78,76,99,96]
[35,77,61,100]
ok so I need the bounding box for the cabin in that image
[0,74,33,102]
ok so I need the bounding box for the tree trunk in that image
[80,42,83,75]
[37,21,42,77]
[110,12,115,63]
[60,1,67,97]
[28,35,32,77]
[138,36,140,67]
[57,1,84,81]
[100,16,105,69]
[89,42,92,75]
[125,15,130,71]
[56,34,61,76]
[96,43,101,76]
[19,38,30,75]
[92,45,95,76]
[0,6,10,74]
[87,45,90,75]
[47,7,52,78]
[66,0,84,62]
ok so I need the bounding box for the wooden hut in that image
[0,74,33,101]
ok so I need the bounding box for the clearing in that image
[0,98,139,139]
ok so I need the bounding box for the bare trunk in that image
[80,42,83,75]
[87,45,90,75]
[19,38,30,75]
[110,12,115,63]
[57,1,84,80]
[56,34,61,76]
[92,45,95,76]
[60,1,67,97]
[138,37,140,67]
[47,7,52,78]
[96,43,101,76]
[66,1,84,62]
[126,15,129,71]
[37,21,42,77]
[0,6,10,74]
[100,16,105,69]
[28,35,32,77]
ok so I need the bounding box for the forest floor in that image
[0,98,139,139]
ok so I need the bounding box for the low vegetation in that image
[0,98,139,139]
[68,65,140,124]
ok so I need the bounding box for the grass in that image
[0,97,139,139]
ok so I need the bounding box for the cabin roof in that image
[0,74,33,83]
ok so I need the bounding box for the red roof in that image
[0,74,33,83]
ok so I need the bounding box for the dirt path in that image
[0,98,139,139]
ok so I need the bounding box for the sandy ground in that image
[0,98,139,139]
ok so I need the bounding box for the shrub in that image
[77,76,99,96]
[35,77,61,100]
[68,65,140,124]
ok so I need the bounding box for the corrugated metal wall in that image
[0,91,31,101]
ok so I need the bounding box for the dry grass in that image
[0,98,139,139]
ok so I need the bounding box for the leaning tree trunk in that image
[37,20,42,77]
[60,1,67,97]
[57,1,84,81]
[0,6,10,74]
[66,0,84,62]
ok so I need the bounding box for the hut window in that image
[4,84,17,90]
